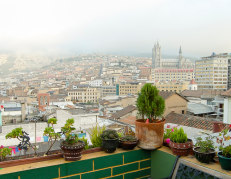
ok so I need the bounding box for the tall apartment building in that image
[116,82,143,95]
[67,87,101,103]
[195,53,231,90]
[155,82,188,93]
[151,68,195,81]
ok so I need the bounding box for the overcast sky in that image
[0,0,230,58]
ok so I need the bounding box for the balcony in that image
[0,146,231,179]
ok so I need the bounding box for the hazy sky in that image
[0,0,230,58]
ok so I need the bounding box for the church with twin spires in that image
[152,41,195,69]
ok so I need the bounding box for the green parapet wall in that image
[151,149,177,179]
[0,149,151,179]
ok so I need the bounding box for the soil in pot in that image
[60,140,85,161]
[169,139,193,156]
[119,139,139,150]
[217,152,231,171]
[102,139,118,153]
[193,147,216,163]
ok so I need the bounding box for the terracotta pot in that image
[169,139,193,156]
[119,139,139,150]
[60,140,85,161]
[213,121,223,133]
[135,119,164,150]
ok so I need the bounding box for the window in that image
[182,110,184,114]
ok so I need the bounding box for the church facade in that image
[152,41,195,69]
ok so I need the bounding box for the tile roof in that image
[181,90,222,98]
[189,79,197,84]
[111,105,137,119]
[120,115,136,125]
[159,91,189,102]
[222,88,231,97]
[165,112,230,131]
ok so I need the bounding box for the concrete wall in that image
[223,98,231,123]
[55,110,99,132]
[164,94,187,117]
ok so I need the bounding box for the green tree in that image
[136,83,165,123]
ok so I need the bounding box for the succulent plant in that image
[120,135,137,141]
[100,129,119,140]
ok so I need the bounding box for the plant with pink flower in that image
[164,125,178,143]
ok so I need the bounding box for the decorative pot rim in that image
[193,147,216,154]
[169,139,193,149]
[135,119,165,124]
[102,138,119,141]
[217,151,231,160]
[60,140,85,149]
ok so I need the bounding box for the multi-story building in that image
[116,82,143,95]
[101,86,116,97]
[151,68,195,81]
[67,87,101,103]
[155,82,189,93]
[195,53,231,90]
[89,79,103,87]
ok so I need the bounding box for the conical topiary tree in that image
[136,83,165,123]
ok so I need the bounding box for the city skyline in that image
[0,0,230,58]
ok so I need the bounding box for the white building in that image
[89,79,103,87]
[195,53,231,91]
[188,79,197,90]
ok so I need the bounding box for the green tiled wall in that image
[0,149,151,179]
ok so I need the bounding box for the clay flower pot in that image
[169,139,193,156]
[119,138,139,150]
[135,119,164,150]
[60,140,85,161]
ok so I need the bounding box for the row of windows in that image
[69,93,98,95]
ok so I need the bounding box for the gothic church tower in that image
[152,41,162,68]
[178,46,182,68]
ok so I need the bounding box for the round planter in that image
[169,139,193,156]
[119,139,139,150]
[193,147,216,163]
[60,140,85,161]
[217,152,231,170]
[102,138,119,153]
[135,119,164,150]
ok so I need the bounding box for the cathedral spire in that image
[179,46,182,54]
[157,39,159,46]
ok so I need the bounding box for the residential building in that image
[158,91,188,117]
[89,79,103,87]
[151,68,195,81]
[101,86,116,97]
[116,82,143,95]
[195,53,231,90]
[66,87,101,103]
[155,82,189,93]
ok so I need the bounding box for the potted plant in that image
[100,129,119,153]
[119,135,139,150]
[135,83,165,150]
[169,127,193,156]
[0,145,12,161]
[43,118,61,155]
[60,118,85,161]
[193,134,216,163]
[217,129,231,170]
[163,125,177,147]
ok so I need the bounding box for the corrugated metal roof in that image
[187,103,214,114]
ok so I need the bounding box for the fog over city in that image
[0,0,230,58]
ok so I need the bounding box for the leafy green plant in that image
[120,135,137,141]
[43,118,61,155]
[195,134,215,153]
[80,136,90,150]
[118,132,123,138]
[169,127,187,143]
[61,118,78,144]
[136,83,165,123]
[87,124,106,147]
[222,145,231,158]
[0,145,12,161]
[5,127,37,155]
[100,129,119,140]
[217,129,231,152]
